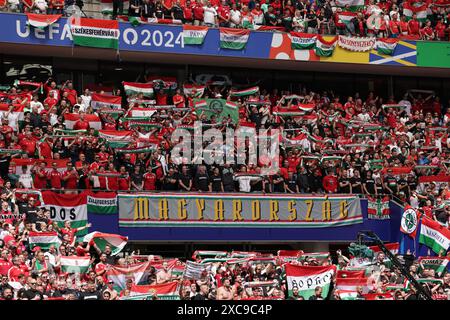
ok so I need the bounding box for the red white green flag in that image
[403,1,429,22]
[128,281,179,300]
[219,28,250,50]
[290,32,316,50]
[335,0,366,11]
[335,277,373,293]
[230,86,259,97]
[28,231,61,250]
[315,36,338,57]
[60,256,91,273]
[183,84,206,97]
[367,196,390,220]
[107,262,150,290]
[42,191,89,237]
[64,113,102,130]
[418,256,449,276]
[123,82,154,97]
[98,130,134,147]
[91,93,121,109]
[83,231,128,255]
[285,264,336,299]
[183,25,209,45]
[419,217,450,255]
[26,13,62,29]
[69,17,119,49]
[375,38,398,55]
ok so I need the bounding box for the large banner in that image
[118,193,363,228]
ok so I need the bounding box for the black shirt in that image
[364,178,376,195]
[350,177,362,194]
[306,13,317,28]
[22,289,44,300]
[272,174,285,193]
[195,174,210,192]
[210,175,223,192]
[178,173,192,190]
[78,290,103,300]
[339,178,351,193]
[163,173,179,191]
[171,5,184,20]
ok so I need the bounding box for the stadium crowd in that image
[0,0,449,40]
[0,73,448,300]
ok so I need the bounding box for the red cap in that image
[32,246,41,252]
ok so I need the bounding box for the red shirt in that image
[408,20,420,35]
[63,170,79,189]
[44,97,57,109]
[0,259,12,276]
[192,4,204,20]
[47,169,62,189]
[33,169,48,189]
[323,175,338,193]
[172,94,185,108]
[389,20,400,34]
[20,137,37,156]
[7,265,23,281]
[156,92,168,105]
[63,88,77,106]
[218,5,230,20]
[39,141,52,159]
[183,6,193,20]
[73,120,90,130]
[399,21,408,33]
[118,175,130,191]
[107,172,119,191]
[435,22,446,38]
[143,172,157,190]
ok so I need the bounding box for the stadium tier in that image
[0,4,449,301]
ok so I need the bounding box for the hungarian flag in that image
[64,113,102,130]
[183,261,211,280]
[335,0,366,10]
[28,231,61,250]
[100,0,130,15]
[403,1,429,22]
[87,192,117,215]
[298,252,331,265]
[335,277,373,293]
[146,18,182,24]
[150,259,186,276]
[91,93,121,109]
[129,281,179,299]
[26,13,62,29]
[11,159,68,175]
[337,11,357,26]
[285,264,336,299]
[0,104,25,131]
[69,17,119,50]
[192,250,228,260]
[60,256,91,273]
[367,196,390,220]
[290,33,316,50]
[183,84,206,97]
[126,107,157,118]
[419,217,450,255]
[183,25,209,45]
[42,191,89,237]
[297,103,315,112]
[123,82,154,97]
[336,290,359,300]
[400,205,419,239]
[277,250,303,264]
[315,36,338,57]
[115,145,157,154]
[83,232,128,256]
[418,256,449,276]
[219,28,250,50]
[98,130,134,148]
[368,242,399,256]
[230,86,259,97]
[375,38,398,55]
[336,270,366,278]
[107,262,150,290]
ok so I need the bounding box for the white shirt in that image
[34,0,48,10]
[398,99,412,115]
[357,112,371,122]
[234,175,261,192]
[230,9,241,25]
[81,94,92,108]
[18,173,33,189]
[203,6,217,25]
[30,101,44,113]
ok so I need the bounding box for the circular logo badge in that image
[401,208,417,234]
[210,100,224,114]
